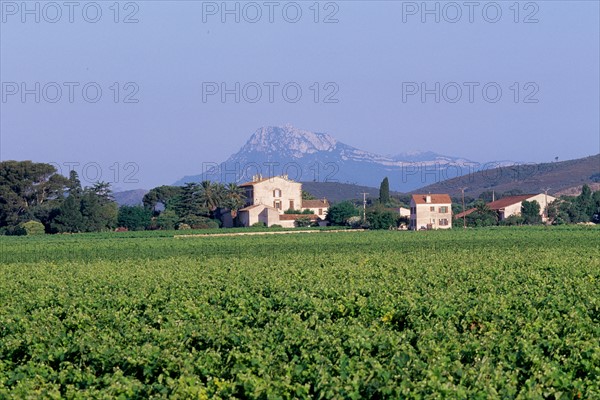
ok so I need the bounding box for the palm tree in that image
[198,181,225,214]
[223,183,246,218]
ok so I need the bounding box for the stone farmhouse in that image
[410,194,453,230]
[235,175,329,228]
[455,193,556,222]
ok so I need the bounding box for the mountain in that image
[175,125,494,191]
[113,189,148,206]
[412,154,600,198]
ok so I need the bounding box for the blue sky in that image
[1,1,599,189]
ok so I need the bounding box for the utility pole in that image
[460,187,468,229]
[360,192,369,223]
[541,187,551,222]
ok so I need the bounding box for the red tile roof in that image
[486,195,537,210]
[411,194,452,205]
[302,199,329,208]
[454,194,539,218]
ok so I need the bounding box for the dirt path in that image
[174,229,365,238]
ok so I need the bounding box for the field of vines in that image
[0,226,599,398]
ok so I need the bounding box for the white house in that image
[410,194,453,230]
[455,193,556,222]
[236,175,329,227]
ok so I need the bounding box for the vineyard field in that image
[0,227,599,398]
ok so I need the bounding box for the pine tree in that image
[379,177,390,205]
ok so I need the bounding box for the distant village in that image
[217,174,564,231]
[1,161,598,235]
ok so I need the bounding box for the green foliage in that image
[143,185,182,211]
[366,205,398,230]
[181,215,220,230]
[156,210,179,230]
[18,220,46,235]
[466,201,498,227]
[379,177,390,205]
[547,186,600,225]
[0,228,598,398]
[302,190,316,200]
[499,215,524,226]
[0,161,69,228]
[118,206,152,231]
[284,209,314,215]
[326,201,360,225]
[251,222,266,227]
[51,181,118,233]
[521,200,542,225]
[294,216,314,227]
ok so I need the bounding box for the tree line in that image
[0,161,250,234]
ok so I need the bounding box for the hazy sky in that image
[1,1,599,189]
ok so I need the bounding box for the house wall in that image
[258,207,280,227]
[278,220,296,228]
[410,200,452,230]
[251,177,302,213]
[499,194,556,221]
[302,206,328,218]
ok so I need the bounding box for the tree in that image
[521,200,542,225]
[52,181,118,233]
[118,205,152,231]
[51,194,84,233]
[19,220,46,235]
[302,190,316,200]
[379,177,390,205]
[143,186,182,212]
[295,216,314,228]
[0,161,68,228]
[156,209,179,230]
[326,201,359,225]
[172,183,208,220]
[466,201,498,227]
[198,181,225,214]
[222,183,246,218]
[366,205,398,230]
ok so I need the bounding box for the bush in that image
[182,216,220,229]
[366,206,398,230]
[4,225,27,236]
[117,206,152,231]
[346,216,363,228]
[176,223,191,230]
[18,221,46,235]
[295,216,314,228]
[270,224,282,228]
[251,222,267,227]
[326,201,359,225]
[500,215,523,226]
[156,210,179,230]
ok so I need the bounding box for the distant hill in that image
[412,154,600,198]
[301,182,405,204]
[113,189,148,206]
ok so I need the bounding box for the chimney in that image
[425,195,431,203]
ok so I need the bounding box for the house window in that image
[439,206,448,213]
[318,208,323,215]
[430,206,435,212]
[273,189,282,198]
[439,218,449,226]
[289,200,294,210]
[274,200,281,210]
